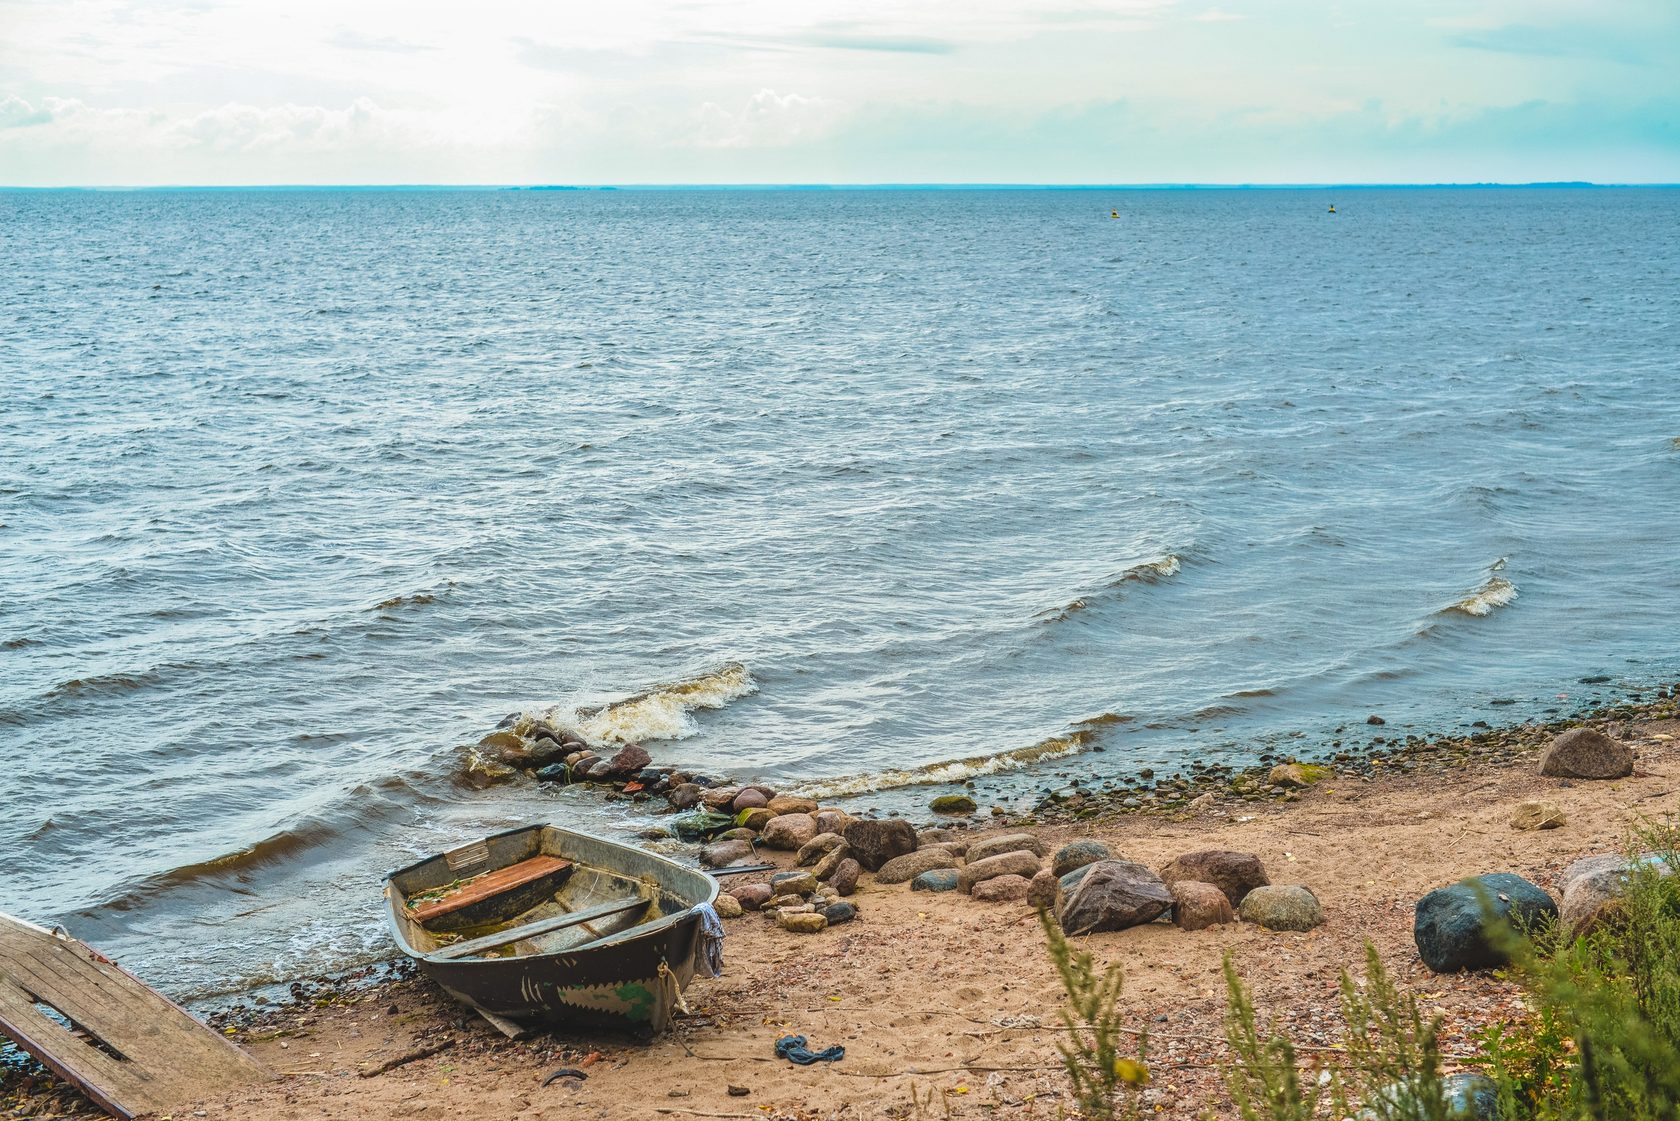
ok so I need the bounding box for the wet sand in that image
[7,703,1679,1121]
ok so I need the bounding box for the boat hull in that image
[383,824,716,1035]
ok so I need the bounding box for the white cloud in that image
[693,89,842,149]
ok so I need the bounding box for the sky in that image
[1,0,1676,186]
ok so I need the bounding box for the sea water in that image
[2,186,1677,996]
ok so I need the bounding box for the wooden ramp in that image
[0,912,270,1119]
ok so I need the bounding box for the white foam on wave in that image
[1040,554,1183,622]
[1445,559,1518,617]
[547,662,756,746]
[790,720,1115,800]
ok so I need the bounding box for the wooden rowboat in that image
[383,824,718,1037]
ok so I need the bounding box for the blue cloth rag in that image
[691,902,725,979]
[775,1035,845,1064]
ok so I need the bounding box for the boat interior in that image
[386,825,712,961]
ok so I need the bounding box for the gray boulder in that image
[911,869,961,893]
[1052,840,1113,879]
[1239,885,1324,931]
[1055,860,1173,935]
[1414,873,1558,973]
[1537,727,1632,779]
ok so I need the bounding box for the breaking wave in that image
[1038,555,1183,623]
[1443,559,1518,617]
[549,662,757,746]
[790,718,1120,799]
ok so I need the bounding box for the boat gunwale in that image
[381,823,718,967]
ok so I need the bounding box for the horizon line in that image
[4,180,1678,192]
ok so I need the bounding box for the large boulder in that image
[1239,885,1324,932]
[1052,840,1113,879]
[1560,853,1672,937]
[958,850,1042,893]
[1159,850,1270,908]
[1055,860,1173,935]
[1537,727,1633,779]
[877,848,960,885]
[1170,881,1234,930]
[968,833,1048,864]
[843,819,918,871]
[761,813,818,851]
[1414,873,1558,972]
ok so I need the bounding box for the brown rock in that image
[1056,860,1173,934]
[1510,800,1566,831]
[972,874,1032,902]
[713,894,744,919]
[767,795,820,817]
[796,832,847,866]
[814,810,852,836]
[666,783,702,809]
[729,883,773,911]
[1158,850,1270,908]
[1027,868,1059,910]
[761,813,818,851]
[777,912,827,934]
[877,848,960,885]
[1169,881,1234,930]
[1538,727,1633,779]
[843,818,918,871]
[732,788,769,812]
[700,839,756,868]
[812,843,851,882]
[958,850,1042,893]
[967,833,1047,864]
[831,858,861,896]
[701,786,743,809]
[604,743,652,776]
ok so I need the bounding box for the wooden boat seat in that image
[408,855,573,924]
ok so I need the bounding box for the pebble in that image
[821,901,858,926]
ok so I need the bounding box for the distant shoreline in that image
[5,181,1677,192]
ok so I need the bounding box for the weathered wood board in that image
[0,912,270,1119]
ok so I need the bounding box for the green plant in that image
[1038,908,1147,1121]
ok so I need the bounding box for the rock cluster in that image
[719,866,860,936]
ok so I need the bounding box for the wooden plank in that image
[407,855,573,924]
[427,897,649,962]
[0,913,270,1120]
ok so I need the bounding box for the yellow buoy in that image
[1110,209,1119,219]
[1328,204,1336,214]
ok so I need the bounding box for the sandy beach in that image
[8,697,1677,1121]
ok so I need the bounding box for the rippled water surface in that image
[2,187,1677,996]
